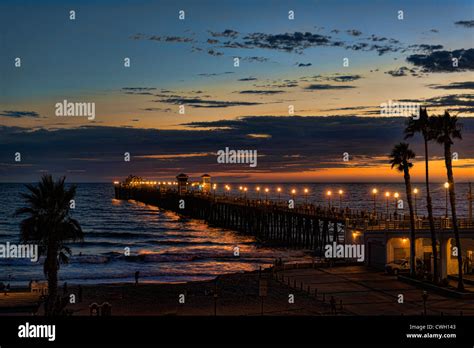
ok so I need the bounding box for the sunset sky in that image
[0,0,473,182]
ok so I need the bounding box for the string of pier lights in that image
[372,183,449,216]
[218,185,347,207]
[114,182,452,215]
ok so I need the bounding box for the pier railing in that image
[114,185,473,251]
[114,185,347,252]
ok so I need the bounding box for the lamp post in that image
[385,192,390,216]
[326,190,332,209]
[338,189,343,209]
[372,188,378,214]
[394,192,399,216]
[265,188,269,202]
[213,184,217,199]
[244,187,248,199]
[304,188,309,204]
[413,188,418,217]
[291,189,296,203]
[444,182,449,218]
[256,186,261,201]
[277,187,282,201]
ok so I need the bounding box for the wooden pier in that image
[114,185,347,254]
[114,184,474,254]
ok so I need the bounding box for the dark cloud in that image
[238,90,285,95]
[202,28,408,57]
[256,79,299,88]
[408,44,444,52]
[207,39,219,44]
[429,82,474,90]
[304,84,356,90]
[209,29,239,38]
[0,111,41,118]
[455,20,474,28]
[346,29,362,36]
[153,96,262,108]
[384,66,419,77]
[406,48,474,72]
[2,116,473,181]
[164,36,195,43]
[207,49,224,56]
[399,94,474,111]
[133,34,195,43]
[297,63,312,67]
[141,107,172,113]
[369,35,388,42]
[313,74,363,82]
[123,87,156,91]
[238,77,258,81]
[197,72,234,77]
[241,32,332,53]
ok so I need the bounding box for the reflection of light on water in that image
[111,199,122,205]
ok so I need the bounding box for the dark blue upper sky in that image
[0,0,473,182]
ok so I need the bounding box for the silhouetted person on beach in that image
[135,271,140,285]
[330,296,336,314]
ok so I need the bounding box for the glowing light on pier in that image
[113,181,119,185]
[413,188,418,216]
[444,183,449,217]
[326,190,332,208]
[385,192,390,214]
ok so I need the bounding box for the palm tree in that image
[15,175,83,315]
[390,143,417,277]
[432,111,464,290]
[405,107,438,282]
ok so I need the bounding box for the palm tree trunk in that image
[423,136,438,283]
[404,166,416,277]
[46,250,59,316]
[444,143,464,291]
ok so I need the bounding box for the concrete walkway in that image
[276,265,474,315]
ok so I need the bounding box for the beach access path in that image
[66,265,474,316]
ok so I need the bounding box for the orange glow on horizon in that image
[201,159,474,183]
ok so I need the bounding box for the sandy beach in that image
[3,265,474,317]
[66,268,328,316]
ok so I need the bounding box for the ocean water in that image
[0,183,309,286]
[0,182,471,286]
